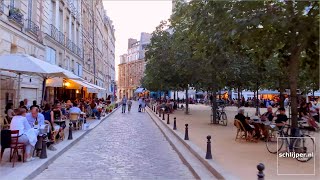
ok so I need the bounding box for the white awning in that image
[70,79,96,89]
[82,81,106,91]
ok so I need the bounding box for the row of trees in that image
[142,0,319,128]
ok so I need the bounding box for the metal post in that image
[205,135,212,159]
[68,122,73,140]
[257,163,265,180]
[40,135,47,159]
[159,110,161,117]
[156,108,158,114]
[167,114,170,124]
[173,117,177,130]
[184,124,189,140]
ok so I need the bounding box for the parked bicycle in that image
[210,105,227,126]
[266,121,315,162]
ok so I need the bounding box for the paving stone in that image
[34,103,194,180]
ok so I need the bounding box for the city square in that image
[0,0,319,180]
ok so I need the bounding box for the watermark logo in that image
[277,136,316,176]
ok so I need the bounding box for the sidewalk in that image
[170,104,320,180]
[0,107,119,180]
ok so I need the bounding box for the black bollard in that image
[40,135,47,159]
[162,112,165,120]
[167,114,170,124]
[257,163,265,180]
[159,111,161,117]
[68,122,73,140]
[156,109,158,114]
[205,135,212,159]
[184,124,189,140]
[173,117,177,130]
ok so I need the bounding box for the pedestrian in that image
[122,95,127,113]
[141,98,146,112]
[127,98,132,112]
[138,97,142,112]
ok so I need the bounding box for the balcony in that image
[50,24,65,45]
[0,1,4,15]
[66,38,82,58]
[66,38,73,51]
[25,19,39,36]
[8,6,24,26]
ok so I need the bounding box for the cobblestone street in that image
[34,103,194,180]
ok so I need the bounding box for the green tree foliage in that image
[144,0,319,127]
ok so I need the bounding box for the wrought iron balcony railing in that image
[25,19,39,35]
[0,1,4,14]
[72,42,77,54]
[8,6,24,26]
[50,24,65,45]
[66,38,73,51]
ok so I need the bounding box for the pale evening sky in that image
[103,0,172,80]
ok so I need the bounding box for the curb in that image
[146,106,238,180]
[146,108,201,180]
[25,107,120,180]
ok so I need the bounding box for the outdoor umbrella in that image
[0,54,80,104]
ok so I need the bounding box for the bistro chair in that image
[234,119,247,141]
[10,130,26,167]
[70,113,80,130]
[1,129,11,162]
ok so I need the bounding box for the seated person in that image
[235,109,255,139]
[300,102,319,130]
[275,107,288,130]
[69,102,82,127]
[261,106,275,121]
[26,107,45,127]
[10,108,34,162]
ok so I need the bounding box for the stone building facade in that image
[118,32,151,98]
[0,0,115,124]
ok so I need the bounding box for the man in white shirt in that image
[26,107,45,127]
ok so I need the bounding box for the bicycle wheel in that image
[293,135,315,162]
[266,129,284,154]
[221,112,227,126]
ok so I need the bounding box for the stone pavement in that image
[171,104,320,180]
[34,102,195,180]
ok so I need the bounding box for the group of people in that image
[235,101,320,141]
[235,107,289,141]
[3,97,115,162]
[121,95,147,113]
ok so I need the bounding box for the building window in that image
[77,63,82,77]
[45,46,56,65]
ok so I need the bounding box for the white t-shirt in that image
[10,116,31,136]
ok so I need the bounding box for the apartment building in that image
[118,32,151,98]
[0,0,115,118]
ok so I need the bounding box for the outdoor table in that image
[54,119,66,128]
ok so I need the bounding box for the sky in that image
[103,0,172,80]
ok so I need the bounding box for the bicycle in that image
[210,105,227,126]
[266,122,315,162]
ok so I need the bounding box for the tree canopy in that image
[143,0,319,126]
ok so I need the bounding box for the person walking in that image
[127,98,132,112]
[138,97,142,112]
[122,95,127,113]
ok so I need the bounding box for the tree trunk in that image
[256,83,259,115]
[211,89,218,123]
[279,85,285,108]
[185,88,189,114]
[237,87,241,108]
[289,53,300,129]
